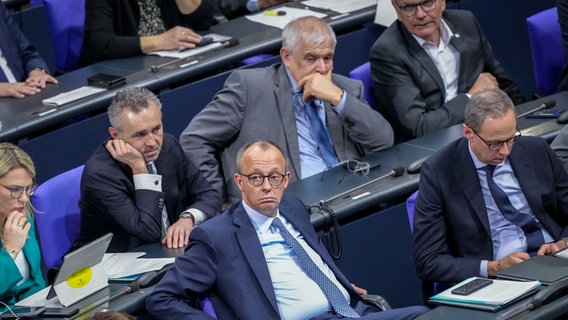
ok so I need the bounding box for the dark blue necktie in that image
[294,92,339,168]
[271,217,360,318]
[0,67,8,82]
[483,165,545,253]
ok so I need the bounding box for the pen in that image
[264,10,286,16]
[179,60,198,68]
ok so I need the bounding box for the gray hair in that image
[282,16,336,53]
[465,88,515,132]
[236,141,288,172]
[108,87,162,132]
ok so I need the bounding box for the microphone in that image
[516,100,556,118]
[387,166,405,178]
[220,38,239,48]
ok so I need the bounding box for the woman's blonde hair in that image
[0,143,36,218]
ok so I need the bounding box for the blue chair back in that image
[348,62,377,109]
[30,0,85,72]
[32,165,84,270]
[526,7,565,96]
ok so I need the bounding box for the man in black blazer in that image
[370,0,524,141]
[147,140,428,319]
[414,88,568,288]
[74,87,221,252]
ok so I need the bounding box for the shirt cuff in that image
[133,173,162,191]
[331,90,347,113]
[480,260,488,278]
[246,0,259,12]
[182,208,206,225]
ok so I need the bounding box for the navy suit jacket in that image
[414,136,568,283]
[146,194,371,319]
[0,2,49,81]
[74,133,221,252]
[370,10,525,140]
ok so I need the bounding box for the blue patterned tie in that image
[271,217,360,318]
[294,92,339,167]
[483,165,545,253]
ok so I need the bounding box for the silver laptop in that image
[46,233,113,300]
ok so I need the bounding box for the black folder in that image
[497,255,568,285]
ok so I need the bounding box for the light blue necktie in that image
[294,92,339,168]
[483,165,544,253]
[272,217,360,318]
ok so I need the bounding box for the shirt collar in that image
[467,140,509,170]
[242,200,279,234]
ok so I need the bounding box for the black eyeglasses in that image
[0,182,38,199]
[397,0,437,17]
[471,128,522,151]
[239,172,286,187]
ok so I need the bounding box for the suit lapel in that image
[445,16,471,92]
[324,100,344,159]
[454,139,492,237]
[508,141,547,224]
[400,22,446,96]
[275,65,302,180]
[233,204,280,314]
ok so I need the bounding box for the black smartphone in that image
[196,36,214,47]
[87,73,126,89]
[0,306,46,319]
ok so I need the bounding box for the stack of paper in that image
[429,277,541,311]
[102,252,175,281]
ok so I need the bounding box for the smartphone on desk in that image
[526,107,567,119]
[0,306,46,319]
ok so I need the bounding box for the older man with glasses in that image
[147,140,429,319]
[370,0,525,141]
[413,88,568,296]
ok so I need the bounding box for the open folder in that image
[429,277,540,312]
[17,233,113,308]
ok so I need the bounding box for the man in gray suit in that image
[370,0,524,141]
[180,16,394,204]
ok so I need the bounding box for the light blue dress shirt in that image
[468,144,553,277]
[242,201,350,320]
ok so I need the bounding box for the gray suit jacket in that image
[180,63,394,203]
[370,10,525,141]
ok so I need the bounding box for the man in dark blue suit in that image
[0,2,57,98]
[147,140,428,319]
[414,88,568,288]
[74,87,221,252]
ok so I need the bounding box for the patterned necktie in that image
[271,217,360,318]
[293,92,339,168]
[483,165,545,253]
[146,162,168,237]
